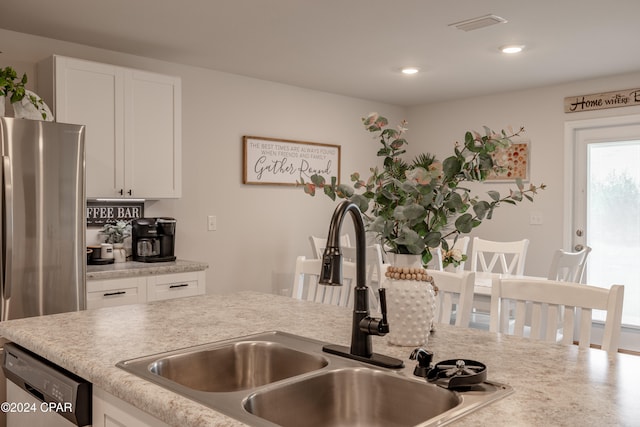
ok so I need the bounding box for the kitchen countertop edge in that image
[86,259,209,280]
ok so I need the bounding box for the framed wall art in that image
[243,136,341,185]
[486,141,530,182]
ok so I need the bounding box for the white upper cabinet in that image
[38,56,182,199]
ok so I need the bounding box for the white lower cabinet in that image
[87,270,206,309]
[93,387,169,427]
[147,270,206,301]
[87,277,146,309]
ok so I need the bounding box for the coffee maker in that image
[132,217,177,262]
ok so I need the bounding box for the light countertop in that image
[86,259,208,281]
[0,292,638,426]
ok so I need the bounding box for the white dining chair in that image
[468,237,530,325]
[309,234,352,258]
[489,277,624,354]
[341,245,386,311]
[547,246,592,283]
[470,237,530,275]
[427,269,475,327]
[291,256,357,307]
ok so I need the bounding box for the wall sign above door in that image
[564,88,640,113]
[242,136,341,185]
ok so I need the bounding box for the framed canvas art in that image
[486,141,530,182]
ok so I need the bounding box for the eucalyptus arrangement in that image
[299,113,546,265]
[99,221,132,244]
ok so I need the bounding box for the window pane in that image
[587,141,640,325]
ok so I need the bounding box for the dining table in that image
[472,271,547,296]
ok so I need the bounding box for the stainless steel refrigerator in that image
[1,117,86,319]
[1,117,85,426]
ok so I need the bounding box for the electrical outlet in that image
[529,211,543,225]
[207,215,217,231]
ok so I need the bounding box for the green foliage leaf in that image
[444,192,464,211]
[473,201,492,220]
[442,156,462,179]
[454,213,474,233]
[350,194,371,213]
[310,174,325,186]
[336,184,354,198]
[423,231,442,248]
[323,186,335,200]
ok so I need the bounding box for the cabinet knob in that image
[127,189,132,196]
[119,189,124,195]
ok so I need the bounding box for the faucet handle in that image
[378,288,390,333]
[358,288,390,336]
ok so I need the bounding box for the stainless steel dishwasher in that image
[2,343,91,427]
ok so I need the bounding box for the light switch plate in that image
[207,215,217,231]
[529,211,543,225]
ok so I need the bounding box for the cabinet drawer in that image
[87,277,146,309]
[147,271,204,301]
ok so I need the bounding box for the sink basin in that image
[245,367,460,427]
[118,331,513,426]
[148,341,328,392]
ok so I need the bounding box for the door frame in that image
[564,114,640,352]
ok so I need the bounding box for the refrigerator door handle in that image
[2,155,13,302]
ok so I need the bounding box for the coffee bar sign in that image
[243,136,341,185]
[86,201,144,227]
[564,88,640,113]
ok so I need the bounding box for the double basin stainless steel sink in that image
[117,331,512,426]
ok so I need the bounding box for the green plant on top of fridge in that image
[0,66,48,119]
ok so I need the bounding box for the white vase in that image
[12,90,54,121]
[113,243,127,263]
[444,264,456,273]
[384,253,437,347]
[0,96,5,116]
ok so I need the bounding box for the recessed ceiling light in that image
[500,45,525,54]
[401,67,420,75]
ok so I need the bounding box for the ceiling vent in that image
[449,14,508,31]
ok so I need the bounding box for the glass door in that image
[571,118,640,327]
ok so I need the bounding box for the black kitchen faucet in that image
[319,200,404,369]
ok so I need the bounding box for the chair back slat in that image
[562,306,576,346]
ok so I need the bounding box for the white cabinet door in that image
[86,277,147,309]
[38,55,181,199]
[146,271,205,301]
[50,56,125,198]
[125,70,181,198]
[93,387,169,427]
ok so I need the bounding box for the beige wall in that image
[0,28,406,295]
[3,27,640,289]
[407,73,640,277]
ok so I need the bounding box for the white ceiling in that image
[2,0,640,106]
